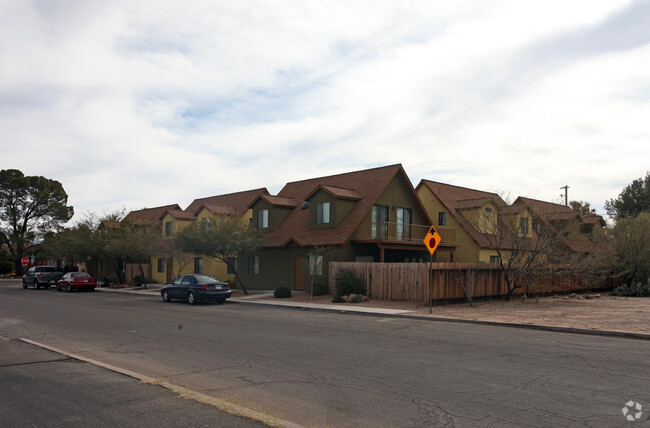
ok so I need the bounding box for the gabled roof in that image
[185,188,269,217]
[417,180,507,248]
[456,197,496,210]
[123,204,183,227]
[258,195,298,209]
[193,203,236,216]
[262,164,422,247]
[161,209,196,220]
[304,185,362,201]
[513,197,604,253]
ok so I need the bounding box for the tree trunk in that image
[138,263,147,290]
[14,259,23,277]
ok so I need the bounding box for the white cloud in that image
[1,0,648,221]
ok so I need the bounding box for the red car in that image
[57,272,97,292]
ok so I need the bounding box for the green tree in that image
[173,215,264,295]
[104,219,161,288]
[605,172,650,220]
[569,200,597,216]
[612,212,650,283]
[0,169,74,274]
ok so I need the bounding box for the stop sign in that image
[21,257,29,266]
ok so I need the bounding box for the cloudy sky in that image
[1,0,649,223]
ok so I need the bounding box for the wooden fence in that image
[329,262,615,303]
[125,263,151,286]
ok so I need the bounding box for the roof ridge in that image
[283,164,402,186]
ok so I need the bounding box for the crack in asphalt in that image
[0,356,73,368]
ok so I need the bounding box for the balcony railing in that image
[354,222,456,245]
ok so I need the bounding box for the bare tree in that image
[473,202,571,301]
[157,238,194,282]
[452,265,477,306]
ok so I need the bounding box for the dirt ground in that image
[261,293,650,335]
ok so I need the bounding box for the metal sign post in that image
[423,226,441,314]
[429,252,433,314]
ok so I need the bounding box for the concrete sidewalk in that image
[98,287,413,315]
[96,286,650,340]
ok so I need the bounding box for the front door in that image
[294,256,305,291]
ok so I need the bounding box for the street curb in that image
[95,287,650,341]
[229,299,650,341]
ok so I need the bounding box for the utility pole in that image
[560,185,569,206]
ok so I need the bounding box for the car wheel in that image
[162,290,171,302]
[188,291,197,305]
[34,280,39,290]
[56,284,61,292]
[22,280,27,289]
[67,283,73,293]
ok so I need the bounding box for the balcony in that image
[353,222,457,246]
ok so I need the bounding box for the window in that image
[157,257,165,273]
[490,255,501,264]
[396,207,412,241]
[201,217,211,229]
[248,255,259,274]
[194,257,203,274]
[257,209,268,229]
[316,202,330,224]
[520,217,529,235]
[309,255,323,276]
[165,221,173,236]
[438,212,447,226]
[372,205,389,239]
[532,219,542,234]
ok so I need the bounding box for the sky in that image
[1,0,649,224]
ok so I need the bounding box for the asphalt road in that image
[1,279,649,427]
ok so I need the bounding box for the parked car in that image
[57,272,97,292]
[161,274,232,305]
[22,266,64,289]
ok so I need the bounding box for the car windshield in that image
[71,272,90,278]
[194,274,221,283]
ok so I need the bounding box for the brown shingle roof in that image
[417,180,507,248]
[305,185,362,201]
[194,204,236,216]
[262,164,415,247]
[185,188,269,217]
[123,204,183,227]
[513,197,605,253]
[259,195,298,208]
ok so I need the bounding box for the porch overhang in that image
[351,239,457,262]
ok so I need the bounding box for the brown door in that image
[294,256,305,291]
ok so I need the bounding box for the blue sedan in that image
[161,274,232,305]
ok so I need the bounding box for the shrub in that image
[334,267,365,297]
[331,295,345,303]
[611,281,650,297]
[132,275,146,287]
[312,282,329,296]
[274,286,292,298]
[103,273,121,287]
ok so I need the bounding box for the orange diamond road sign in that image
[423,225,441,255]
